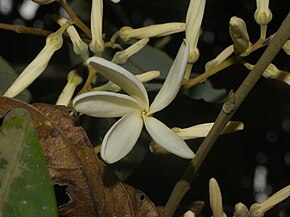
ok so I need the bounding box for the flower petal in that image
[87,56,149,109]
[148,40,189,115]
[143,116,195,159]
[101,111,144,163]
[73,91,142,118]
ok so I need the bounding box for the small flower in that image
[90,0,105,54]
[229,16,251,55]
[119,23,185,41]
[209,178,227,217]
[185,0,206,63]
[250,184,290,217]
[4,23,68,98]
[56,70,83,106]
[234,203,251,217]
[73,40,195,163]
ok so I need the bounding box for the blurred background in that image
[1,0,290,216]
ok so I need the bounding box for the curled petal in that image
[143,116,195,159]
[87,57,149,109]
[73,91,142,118]
[101,111,143,163]
[148,40,189,115]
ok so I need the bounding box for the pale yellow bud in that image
[209,178,226,217]
[56,16,89,60]
[229,16,251,55]
[250,184,290,217]
[254,0,272,25]
[4,23,68,98]
[119,23,185,41]
[90,0,105,54]
[205,45,234,71]
[185,0,206,63]
[111,38,149,64]
[56,70,83,106]
[234,203,251,217]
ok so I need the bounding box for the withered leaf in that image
[0,96,160,217]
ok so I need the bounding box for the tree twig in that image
[162,11,290,217]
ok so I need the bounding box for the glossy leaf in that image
[0,108,58,217]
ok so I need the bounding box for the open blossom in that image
[73,40,195,163]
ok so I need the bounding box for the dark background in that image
[1,0,290,216]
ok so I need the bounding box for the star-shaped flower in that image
[73,40,195,163]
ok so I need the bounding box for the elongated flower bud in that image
[111,38,149,64]
[185,0,206,63]
[4,23,68,98]
[183,210,195,217]
[56,16,89,60]
[119,23,185,41]
[229,16,251,55]
[209,178,226,217]
[90,0,105,54]
[56,70,83,106]
[283,40,290,55]
[250,185,290,217]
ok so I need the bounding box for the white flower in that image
[73,40,195,163]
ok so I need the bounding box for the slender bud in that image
[56,16,89,60]
[205,45,234,71]
[229,16,251,55]
[250,184,290,217]
[185,0,206,63]
[90,0,105,54]
[111,38,149,64]
[4,23,68,98]
[209,178,226,217]
[56,70,83,106]
[119,23,185,41]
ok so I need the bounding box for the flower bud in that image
[183,210,195,217]
[119,23,185,41]
[56,70,83,106]
[283,40,290,55]
[209,178,225,217]
[250,184,290,217]
[185,0,206,63]
[4,23,68,98]
[254,0,272,26]
[234,203,251,217]
[229,16,251,55]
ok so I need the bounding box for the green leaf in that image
[184,79,228,103]
[0,56,32,102]
[0,108,58,217]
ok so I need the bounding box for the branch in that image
[162,11,290,217]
